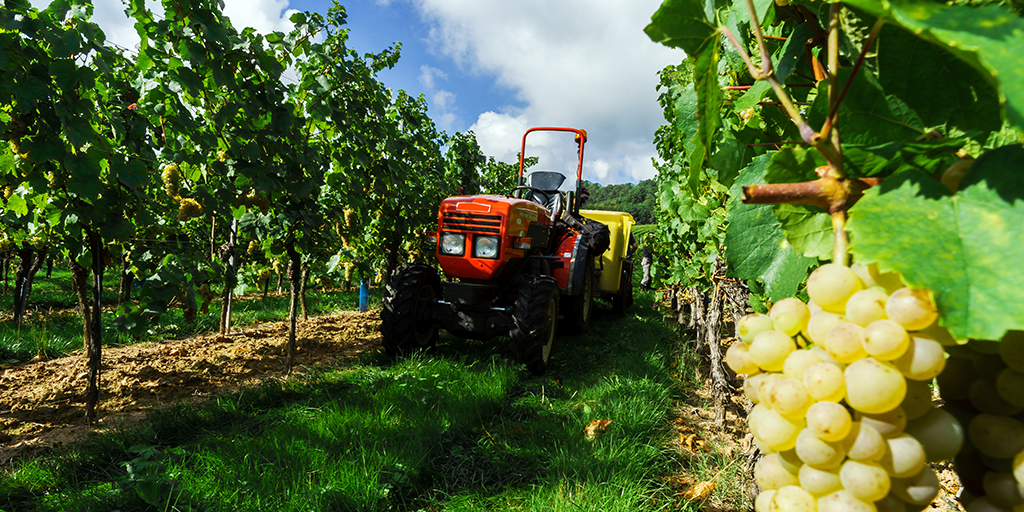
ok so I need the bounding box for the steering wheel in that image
[509,185,548,199]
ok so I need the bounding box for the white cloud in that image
[418,65,448,90]
[223,0,300,34]
[410,0,682,184]
[432,90,456,111]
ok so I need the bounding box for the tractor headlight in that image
[473,235,500,259]
[440,232,466,256]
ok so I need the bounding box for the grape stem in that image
[741,176,880,213]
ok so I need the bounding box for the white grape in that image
[840,459,892,502]
[783,349,824,382]
[795,428,846,468]
[996,368,1024,408]
[754,490,775,512]
[893,334,946,380]
[970,378,1024,417]
[750,330,797,372]
[807,263,864,313]
[850,262,904,294]
[803,362,846,402]
[817,490,877,512]
[756,373,785,409]
[885,288,938,331]
[752,406,804,451]
[983,471,1024,508]
[862,320,910,361]
[739,313,776,343]
[845,358,907,414]
[766,485,817,512]
[806,401,852,442]
[745,373,768,404]
[770,298,811,337]
[890,466,941,506]
[874,493,909,512]
[846,288,889,326]
[726,341,761,374]
[878,433,926,478]
[842,421,887,462]
[857,407,908,438]
[808,311,846,346]
[769,378,813,419]
[826,322,870,363]
[1014,449,1024,489]
[916,320,960,346]
[799,464,843,497]
[904,407,964,462]
[900,379,934,420]
[754,452,800,490]
[969,414,1024,459]
[965,497,1014,512]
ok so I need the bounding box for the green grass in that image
[0,264,382,363]
[0,286,719,512]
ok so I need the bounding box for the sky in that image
[36,0,684,185]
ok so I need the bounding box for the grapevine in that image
[648,0,1024,507]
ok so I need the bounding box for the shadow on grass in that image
[1,290,687,512]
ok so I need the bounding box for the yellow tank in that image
[580,209,635,293]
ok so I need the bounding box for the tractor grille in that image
[441,212,502,234]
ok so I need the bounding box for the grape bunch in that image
[177,197,202,221]
[162,162,180,198]
[936,331,1024,510]
[726,263,961,512]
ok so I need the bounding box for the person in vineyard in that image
[640,235,654,290]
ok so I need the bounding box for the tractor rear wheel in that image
[563,258,595,334]
[509,274,559,375]
[381,264,441,356]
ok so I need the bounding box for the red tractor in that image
[380,127,635,374]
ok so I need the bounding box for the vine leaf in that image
[843,137,965,178]
[875,24,1000,137]
[725,154,815,300]
[807,67,924,146]
[765,147,832,259]
[847,145,1024,341]
[775,23,813,84]
[843,0,1024,133]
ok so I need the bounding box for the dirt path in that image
[0,310,382,466]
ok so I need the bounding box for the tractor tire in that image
[509,274,559,375]
[612,260,633,314]
[563,258,595,334]
[381,263,441,356]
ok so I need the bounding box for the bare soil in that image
[0,310,382,467]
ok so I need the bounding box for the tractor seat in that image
[524,171,567,219]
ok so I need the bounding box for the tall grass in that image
[1,288,703,512]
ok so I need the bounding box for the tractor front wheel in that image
[509,274,559,375]
[381,264,441,356]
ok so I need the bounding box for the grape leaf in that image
[875,24,1000,136]
[847,145,1024,340]
[764,147,833,259]
[843,137,966,178]
[725,154,815,300]
[842,0,1024,133]
[808,67,924,146]
[645,0,718,56]
[775,23,813,84]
